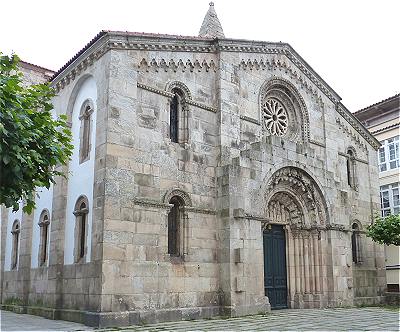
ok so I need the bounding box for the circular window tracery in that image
[263,98,288,137]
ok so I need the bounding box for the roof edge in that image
[354,93,400,114]
[338,102,381,149]
[50,30,108,83]
[19,60,55,74]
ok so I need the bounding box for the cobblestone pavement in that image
[0,310,91,331]
[1,307,399,331]
[119,308,399,332]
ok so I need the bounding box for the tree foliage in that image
[367,214,400,246]
[0,53,73,213]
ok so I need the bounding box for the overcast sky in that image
[1,0,398,111]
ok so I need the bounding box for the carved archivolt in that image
[240,58,325,108]
[139,58,216,73]
[336,117,368,152]
[260,78,310,143]
[165,81,192,100]
[265,167,329,227]
[163,188,192,207]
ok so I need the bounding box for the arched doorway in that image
[263,167,329,309]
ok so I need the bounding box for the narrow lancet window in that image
[352,223,362,264]
[170,93,179,143]
[169,88,189,144]
[73,196,89,262]
[346,149,356,188]
[168,196,184,256]
[79,101,94,163]
[38,210,50,266]
[11,220,20,269]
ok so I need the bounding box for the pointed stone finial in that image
[199,2,225,38]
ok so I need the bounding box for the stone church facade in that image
[0,3,386,327]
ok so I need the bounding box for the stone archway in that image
[263,167,329,309]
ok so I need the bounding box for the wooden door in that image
[263,225,288,309]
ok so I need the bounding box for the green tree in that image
[367,214,400,246]
[0,53,73,213]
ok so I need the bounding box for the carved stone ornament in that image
[263,98,289,137]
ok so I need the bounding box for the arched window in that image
[351,223,362,264]
[11,220,20,269]
[38,210,50,266]
[169,88,188,144]
[73,196,89,262]
[168,196,185,256]
[346,148,356,188]
[79,101,94,163]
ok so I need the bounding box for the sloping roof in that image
[49,30,107,81]
[354,93,400,114]
[19,60,55,74]
[49,29,380,149]
[199,2,225,38]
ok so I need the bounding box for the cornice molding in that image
[134,198,171,210]
[336,117,371,152]
[137,82,174,98]
[309,139,326,148]
[133,198,216,215]
[240,115,261,125]
[138,58,217,73]
[338,151,369,165]
[239,57,326,108]
[234,213,349,233]
[49,32,378,151]
[186,99,217,113]
[185,206,217,215]
[336,104,380,150]
[52,37,110,92]
[137,82,217,113]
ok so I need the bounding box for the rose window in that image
[263,98,288,136]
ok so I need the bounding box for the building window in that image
[346,148,356,188]
[351,223,362,264]
[11,220,20,269]
[169,88,188,144]
[73,196,89,262]
[168,196,185,256]
[379,136,399,172]
[79,101,94,164]
[38,210,50,266]
[380,183,400,216]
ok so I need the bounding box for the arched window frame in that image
[38,209,50,266]
[11,220,20,270]
[164,189,192,259]
[166,82,191,145]
[79,99,94,164]
[346,147,357,189]
[351,222,362,264]
[73,196,89,263]
[167,196,184,257]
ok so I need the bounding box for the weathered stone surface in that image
[0,5,385,329]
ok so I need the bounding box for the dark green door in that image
[263,225,288,309]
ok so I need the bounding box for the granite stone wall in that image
[0,34,386,327]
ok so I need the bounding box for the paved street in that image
[1,307,399,331]
[0,310,91,331]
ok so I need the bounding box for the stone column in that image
[20,209,34,305]
[309,233,315,294]
[318,231,325,294]
[313,230,321,293]
[293,230,300,294]
[0,206,7,303]
[287,227,296,302]
[303,233,310,294]
[299,232,305,294]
